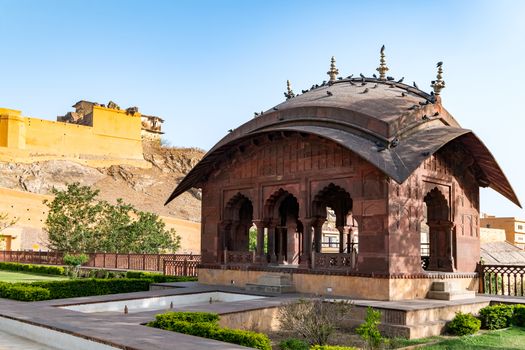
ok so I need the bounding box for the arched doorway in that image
[312,183,353,254]
[223,193,254,252]
[265,189,301,265]
[424,187,455,272]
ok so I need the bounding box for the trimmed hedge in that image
[479,304,515,330]
[0,262,65,276]
[447,312,481,335]
[279,338,309,350]
[149,312,271,350]
[125,271,197,283]
[513,304,525,327]
[0,283,50,301]
[0,278,150,301]
[310,346,359,350]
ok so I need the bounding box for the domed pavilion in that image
[166,48,520,300]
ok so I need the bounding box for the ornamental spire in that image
[431,61,445,95]
[327,56,339,83]
[376,45,389,80]
[284,80,295,100]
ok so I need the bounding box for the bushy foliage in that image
[512,304,525,327]
[0,262,65,275]
[278,298,352,345]
[149,311,271,350]
[479,304,514,330]
[355,307,383,350]
[447,312,481,335]
[310,346,358,350]
[63,253,89,278]
[44,183,180,253]
[0,278,150,301]
[279,338,309,350]
[125,271,196,283]
[0,282,50,301]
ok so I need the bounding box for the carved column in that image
[300,218,313,268]
[287,220,299,264]
[337,226,347,253]
[253,220,266,264]
[267,220,278,264]
[313,218,323,253]
[218,220,232,264]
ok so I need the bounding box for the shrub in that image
[0,283,50,301]
[30,278,150,299]
[447,312,481,335]
[478,304,514,330]
[279,338,309,350]
[0,262,65,275]
[125,271,196,283]
[512,304,525,327]
[278,298,352,345]
[63,254,89,278]
[310,346,358,350]
[355,307,383,350]
[148,311,271,350]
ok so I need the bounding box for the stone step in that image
[245,284,295,294]
[427,290,477,301]
[257,274,292,286]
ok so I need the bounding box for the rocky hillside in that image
[0,142,204,221]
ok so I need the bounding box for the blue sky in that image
[1,0,524,218]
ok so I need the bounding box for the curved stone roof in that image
[166,77,520,207]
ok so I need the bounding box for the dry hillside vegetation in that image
[0,142,204,221]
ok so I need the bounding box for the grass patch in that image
[422,326,525,349]
[0,270,67,283]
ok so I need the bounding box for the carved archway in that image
[312,183,353,253]
[424,187,455,272]
[264,189,301,264]
[222,193,253,252]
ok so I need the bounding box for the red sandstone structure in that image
[166,49,520,300]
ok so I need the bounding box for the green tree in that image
[355,307,383,350]
[44,183,180,253]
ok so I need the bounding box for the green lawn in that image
[0,270,67,283]
[421,327,525,349]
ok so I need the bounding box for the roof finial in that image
[431,61,445,95]
[376,45,389,80]
[327,56,339,83]
[284,80,295,100]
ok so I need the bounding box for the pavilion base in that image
[197,266,478,301]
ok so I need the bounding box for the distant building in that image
[480,214,525,249]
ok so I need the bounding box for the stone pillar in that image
[267,221,278,264]
[337,226,347,253]
[287,220,299,264]
[313,219,323,253]
[300,218,313,268]
[253,220,266,264]
[218,221,232,264]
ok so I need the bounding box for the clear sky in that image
[1,0,524,218]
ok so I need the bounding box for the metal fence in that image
[478,264,525,296]
[0,250,200,277]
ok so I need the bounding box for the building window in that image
[518,224,523,230]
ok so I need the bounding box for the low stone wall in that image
[219,307,281,332]
[198,267,478,301]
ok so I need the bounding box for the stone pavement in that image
[0,330,59,350]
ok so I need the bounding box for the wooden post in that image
[183,258,188,276]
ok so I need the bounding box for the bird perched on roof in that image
[254,112,259,117]
[362,88,369,94]
[228,129,233,132]
[386,76,395,81]
[360,73,365,79]
[437,61,443,67]
[346,74,353,79]
[302,89,308,94]
[422,115,429,120]
[373,74,378,79]
[401,92,406,97]
[408,104,419,110]
[349,81,356,86]
[361,81,367,86]
[273,107,279,111]
[326,91,333,96]
[397,77,404,83]
[413,81,419,89]
[390,138,399,148]
[372,84,378,89]
[338,77,343,80]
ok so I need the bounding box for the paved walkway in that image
[0,330,58,350]
[1,283,525,350]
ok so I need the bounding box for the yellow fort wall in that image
[0,187,200,253]
[0,106,147,167]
